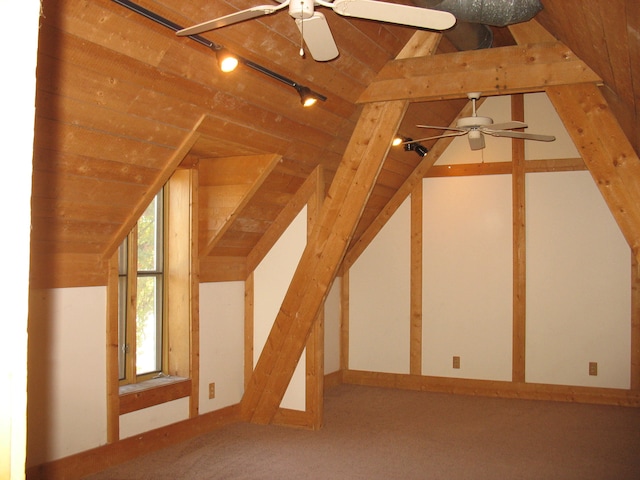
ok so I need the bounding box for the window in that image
[108,170,195,423]
[118,189,166,384]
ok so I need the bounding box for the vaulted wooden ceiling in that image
[31,0,639,288]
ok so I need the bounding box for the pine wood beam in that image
[358,42,601,104]
[241,100,408,424]
[511,94,526,383]
[546,84,640,262]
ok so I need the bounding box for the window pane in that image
[136,275,162,375]
[138,194,162,272]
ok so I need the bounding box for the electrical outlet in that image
[208,382,216,399]
[589,362,598,376]
[452,356,461,369]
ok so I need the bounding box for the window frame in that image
[118,188,167,386]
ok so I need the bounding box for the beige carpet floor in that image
[86,384,640,479]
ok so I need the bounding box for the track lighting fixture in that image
[398,137,429,157]
[216,48,239,73]
[112,0,327,107]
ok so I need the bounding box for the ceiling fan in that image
[407,92,556,151]
[176,0,456,61]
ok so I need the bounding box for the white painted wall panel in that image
[526,171,631,388]
[27,287,107,465]
[349,198,411,374]
[422,175,513,381]
[119,397,189,439]
[199,281,245,413]
[254,207,307,410]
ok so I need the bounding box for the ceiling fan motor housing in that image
[290,0,314,19]
[456,116,493,128]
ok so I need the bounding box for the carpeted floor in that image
[86,384,640,479]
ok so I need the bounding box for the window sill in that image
[119,376,191,415]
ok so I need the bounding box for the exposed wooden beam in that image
[511,94,526,384]
[546,83,640,262]
[342,99,475,271]
[358,42,602,104]
[241,100,408,424]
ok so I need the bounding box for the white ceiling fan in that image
[176,0,456,61]
[408,92,556,151]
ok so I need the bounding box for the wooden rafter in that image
[547,83,640,261]
[358,42,601,104]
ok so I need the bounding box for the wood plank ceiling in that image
[30,0,639,288]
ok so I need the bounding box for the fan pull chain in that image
[299,2,305,57]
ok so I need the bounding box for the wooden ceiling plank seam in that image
[35,88,192,150]
[199,153,282,257]
[242,100,409,424]
[102,115,205,260]
[32,147,162,187]
[358,42,603,104]
[546,84,640,261]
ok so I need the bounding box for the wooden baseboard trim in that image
[27,403,242,480]
[343,370,640,407]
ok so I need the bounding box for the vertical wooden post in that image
[511,94,527,383]
[305,167,326,429]
[410,182,423,375]
[106,253,120,443]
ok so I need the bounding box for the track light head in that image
[293,84,327,107]
[399,137,429,157]
[216,48,239,72]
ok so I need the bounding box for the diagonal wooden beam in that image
[358,42,601,104]
[241,100,409,424]
[546,83,640,261]
[240,31,440,425]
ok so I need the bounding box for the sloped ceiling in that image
[30,0,638,288]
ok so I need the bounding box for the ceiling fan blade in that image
[331,0,456,30]
[404,131,467,143]
[417,124,467,133]
[483,130,556,142]
[467,130,485,150]
[177,3,289,36]
[487,121,528,131]
[295,12,339,61]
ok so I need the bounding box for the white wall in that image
[254,207,307,410]
[27,288,107,466]
[422,175,513,381]
[348,92,632,389]
[349,198,411,373]
[526,171,630,388]
[199,281,245,413]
